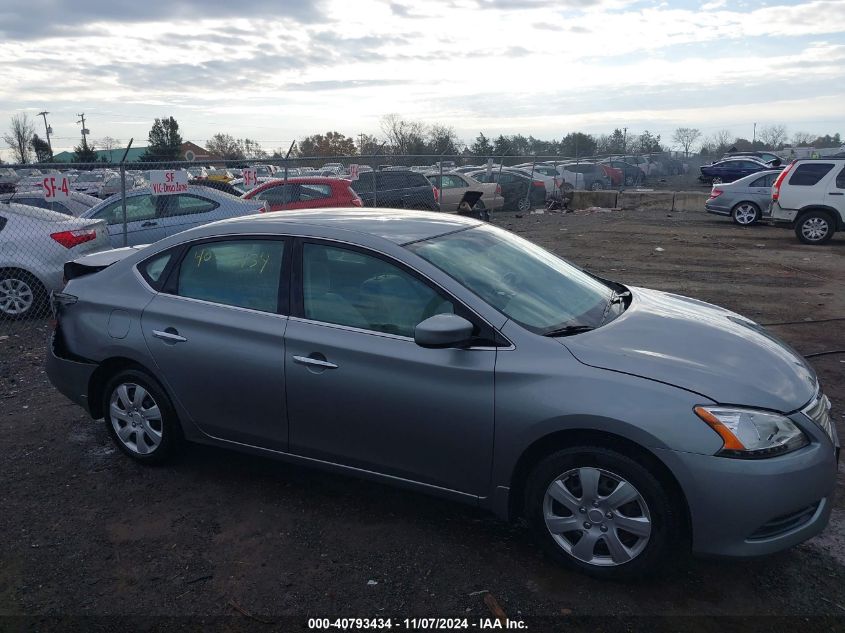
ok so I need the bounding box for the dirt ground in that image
[1,207,844,631]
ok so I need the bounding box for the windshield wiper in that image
[599,289,631,326]
[542,325,595,337]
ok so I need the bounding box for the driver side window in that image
[301,243,454,337]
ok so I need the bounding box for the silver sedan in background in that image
[0,203,109,318]
[705,170,782,225]
[80,185,264,247]
[47,209,836,579]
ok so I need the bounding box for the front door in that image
[284,240,496,495]
[141,237,290,450]
[90,193,168,247]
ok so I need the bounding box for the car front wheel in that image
[795,211,835,244]
[103,369,183,463]
[0,270,46,320]
[525,446,681,579]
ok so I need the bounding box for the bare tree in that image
[97,136,120,162]
[758,125,788,150]
[3,113,35,163]
[671,127,702,157]
[380,114,427,155]
[791,131,814,146]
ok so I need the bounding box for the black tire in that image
[730,202,761,226]
[795,210,835,245]
[102,369,183,464]
[0,269,48,320]
[524,446,682,580]
[590,180,605,191]
[623,175,635,187]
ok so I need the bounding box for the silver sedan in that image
[46,209,836,579]
[705,170,782,224]
[81,185,264,247]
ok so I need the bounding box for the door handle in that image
[141,221,158,227]
[829,192,844,196]
[152,329,187,343]
[293,355,338,369]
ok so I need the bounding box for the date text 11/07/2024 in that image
[307,618,528,630]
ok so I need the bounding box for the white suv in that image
[769,158,845,244]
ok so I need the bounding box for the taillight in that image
[348,187,363,207]
[772,161,795,201]
[432,186,440,203]
[495,184,502,196]
[709,189,723,199]
[532,180,544,188]
[50,228,97,249]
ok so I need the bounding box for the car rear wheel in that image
[0,270,46,320]
[795,211,835,244]
[525,446,680,579]
[590,181,605,191]
[731,202,761,226]
[103,369,183,464]
[517,196,532,212]
[624,175,635,187]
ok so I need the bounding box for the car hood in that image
[558,287,817,412]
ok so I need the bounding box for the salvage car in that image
[0,203,109,318]
[705,170,781,225]
[47,209,837,579]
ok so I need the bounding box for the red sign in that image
[242,168,258,188]
[43,176,70,200]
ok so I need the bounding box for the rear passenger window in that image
[176,240,285,313]
[789,163,834,186]
[0,215,6,232]
[836,167,845,189]
[299,184,332,201]
[166,194,219,216]
[139,251,174,290]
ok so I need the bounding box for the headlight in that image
[694,406,808,458]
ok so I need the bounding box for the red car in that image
[243,177,362,212]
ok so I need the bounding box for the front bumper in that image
[656,412,837,558]
[45,331,97,414]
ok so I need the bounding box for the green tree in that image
[636,130,663,153]
[470,132,494,156]
[426,124,461,156]
[298,131,358,157]
[30,133,53,162]
[141,116,183,161]
[72,138,98,163]
[560,132,597,158]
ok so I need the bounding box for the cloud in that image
[0,0,329,39]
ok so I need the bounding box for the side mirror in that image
[414,313,474,349]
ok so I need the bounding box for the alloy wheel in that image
[801,216,830,242]
[517,197,531,212]
[0,278,34,316]
[733,203,758,225]
[543,467,652,567]
[109,383,163,455]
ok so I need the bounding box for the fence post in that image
[438,159,443,211]
[118,138,133,248]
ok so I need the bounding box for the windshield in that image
[406,224,613,334]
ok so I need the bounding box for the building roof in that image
[52,146,149,163]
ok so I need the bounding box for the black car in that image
[468,169,545,211]
[350,171,438,210]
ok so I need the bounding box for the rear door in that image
[140,237,290,449]
[158,193,225,237]
[826,164,845,218]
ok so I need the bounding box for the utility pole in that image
[753,122,757,145]
[37,111,52,153]
[623,127,628,153]
[76,113,89,144]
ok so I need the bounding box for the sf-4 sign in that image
[43,176,70,200]
[150,170,189,195]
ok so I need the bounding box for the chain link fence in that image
[0,151,699,327]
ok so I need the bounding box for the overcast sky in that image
[1,0,844,158]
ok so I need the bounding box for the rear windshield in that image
[6,204,71,222]
[789,163,834,186]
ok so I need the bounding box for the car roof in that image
[203,208,482,245]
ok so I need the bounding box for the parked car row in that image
[704,158,845,245]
